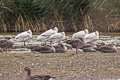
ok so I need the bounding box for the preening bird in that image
[15,30,32,46]
[72,29,89,39]
[37,27,58,41]
[22,67,56,80]
[0,37,14,53]
[84,31,99,41]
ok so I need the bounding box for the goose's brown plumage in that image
[29,45,55,53]
[0,38,14,53]
[23,67,56,80]
[66,39,85,49]
[53,44,67,53]
[99,44,117,53]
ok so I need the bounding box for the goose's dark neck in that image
[26,70,31,76]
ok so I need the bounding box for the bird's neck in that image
[26,70,31,76]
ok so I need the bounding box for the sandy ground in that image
[0,49,120,80]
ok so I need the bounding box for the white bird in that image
[49,32,66,44]
[84,31,99,42]
[72,29,89,39]
[37,27,58,41]
[15,29,32,46]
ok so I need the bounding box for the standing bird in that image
[22,67,56,80]
[49,32,66,44]
[37,27,58,41]
[72,29,89,39]
[84,31,99,42]
[0,37,14,53]
[15,30,32,46]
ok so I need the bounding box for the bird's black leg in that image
[76,42,79,54]
[50,40,52,46]
[24,41,26,46]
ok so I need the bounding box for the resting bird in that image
[22,67,56,80]
[84,31,99,42]
[53,44,67,53]
[99,44,117,53]
[37,27,58,41]
[72,29,89,39]
[28,45,55,53]
[15,30,32,46]
[66,38,85,49]
[0,37,14,53]
[49,32,65,44]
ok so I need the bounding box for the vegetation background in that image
[0,0,120,32]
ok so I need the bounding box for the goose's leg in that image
[5,48,8,54]
[76,42,79,54]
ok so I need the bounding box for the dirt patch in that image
[0,50,120,80]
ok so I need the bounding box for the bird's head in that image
[95,31,99,36]
[84,29,89,34]
[27,30,32,38]
[61,32,65,36]
[27,30,32,34]
[53,27,58,32]
[22,67,31,72]
[22,67,31,76]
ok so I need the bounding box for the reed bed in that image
[0,0,120,32]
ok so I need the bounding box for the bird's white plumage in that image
[15,30,32,41]
[37,27,58,41]
[49,32,65,40]
[85,31,99,40]
[72,29,89,39]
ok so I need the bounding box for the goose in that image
[96,42,106,51]
[49,32,65,44]
[65,38,85,54]
[28,45,55,53]
[66,38,85,49]
[37,27,58,41]
[82,42,97,52]
[22,67,56,80]
[84,31,99,42]
[15,30,32,46]
[0,37,14,53]
[99,44,117,53]
[53,44,67,53]
[72,29,89,39]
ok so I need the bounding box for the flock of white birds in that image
[15,27,99,45]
